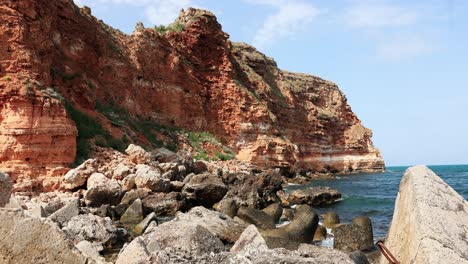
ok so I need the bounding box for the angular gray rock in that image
[142,192,186,216]
[0,209,88,263]
[381,166,468,264]
[230,225,268,254]
[62,213,117,245]
[262,203,283,223]
[0,172,12,207]
[48,198,80,226]
[85,173,122,206]
[133,212,157,235]
[76,240,109,264]
[237,206,276,230]
[121,188,151,206]
[120,198,144,225]
[62,159,97,190]
[334,223,373,252]
[134,164,170,192]
[115,237,150,264]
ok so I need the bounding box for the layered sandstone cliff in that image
[0,0,384,190]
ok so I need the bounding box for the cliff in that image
[0,0,384,190]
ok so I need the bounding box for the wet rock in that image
[126,144,151,164]
[333,223,373,252]
[62,159,97,190]
[0,172,12,207]
[134,165,170,192]
[120,198,144,225]
[84,173,122,206]
[182,173,227,208]
[48,198,80,226]
[62,213,117,245]
[322,211,340,228]
[261,204,318,250]
[288,186,341,206]
[313,225,327,241]
[237,206,276,230]
[381,166,468,264]
[0,209,88,263]
[121,188,151,206]
[133,212,157,235]
[142,192,187,216]
[262,203,283,223]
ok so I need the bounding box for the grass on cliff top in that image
[154,22,185,35]
[186,131,235,161]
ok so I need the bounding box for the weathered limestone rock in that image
[133,212,157,235]
[0,209,87,263]
[182,172,227,208]
[262,203,283,223]
[120,198,144,225]
[48,198,80,226]
[0,172,12,207]
[62,159,97,190]
[121,188,151,206]
[134,165,170,192]
[76,240,109,264]
[288,186,342,206]
[126,144,151,164]
[115,237,150,264]
[237,206,276,230]
[380,166,468,264]
[112,164,132,180]
[230,224,269,254]
[62,213,117,245]
[85,173,122,206]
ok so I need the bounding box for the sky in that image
[73,0,468,166]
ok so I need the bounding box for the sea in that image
[283,165,468,240]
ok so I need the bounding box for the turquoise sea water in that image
[284,165,468,239]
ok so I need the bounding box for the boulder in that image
[30,205,46,218]
[169,180,185,192]
[62,213,118,245]
[262,203,283,223]
[142,192,186,216]
[313,225,327,241]
[288,186,341,206]
[322,211,340,228]
[48,198,80,226]
[76,240,109,264]
[380,166,468,264]
[84,173,122,206]
[134,165,170,192]
[236,206,276,230]
[261,204,318,250]
[333,223,373,252]
[230,224,268,254]
[213,197,238,218]
[192,160,208,174]
[155,147,177,162]
[133,212,157,235]
[120,188,151,206]
[115,237,150,264]
[120,198,144,225]
[0,172,12,207]
[182,173,227,208]
[126,144,151,164]
[121,174,136,191]
[352,216,373,245]
[113,164,132,180]
[0,209,88,263]
[62,159,97,190]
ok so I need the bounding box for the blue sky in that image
[73,0,468,166]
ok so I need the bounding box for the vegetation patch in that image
[154,22,185,35]
[186,131,235,161]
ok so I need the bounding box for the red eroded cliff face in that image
[0,0,384,190]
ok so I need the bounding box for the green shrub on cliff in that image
[154,22,184,35]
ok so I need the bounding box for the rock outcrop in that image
[0,0,384,190]
[381,166,468,264]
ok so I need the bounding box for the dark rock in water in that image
[142,192,187,216]
[333,222,374,252]
[262,203,283,223]
[120,188,151,206]
[349,251,370,264]
[261,204,318,250]
[48,198,80,226]
[0,172,12,207]
[120,198,144,225]
[84,173,122,207]
[237,206,276,230]
[322,211,340,228]
[313,225,327,241]
[288,186,341,206]
[182,173,227,208]
[133,212,157,235]
[213,197,238,218]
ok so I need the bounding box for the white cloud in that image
[376,34,434,62]
[73,0,191,25]
[248,1,321,50]
[344,1,418,28]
